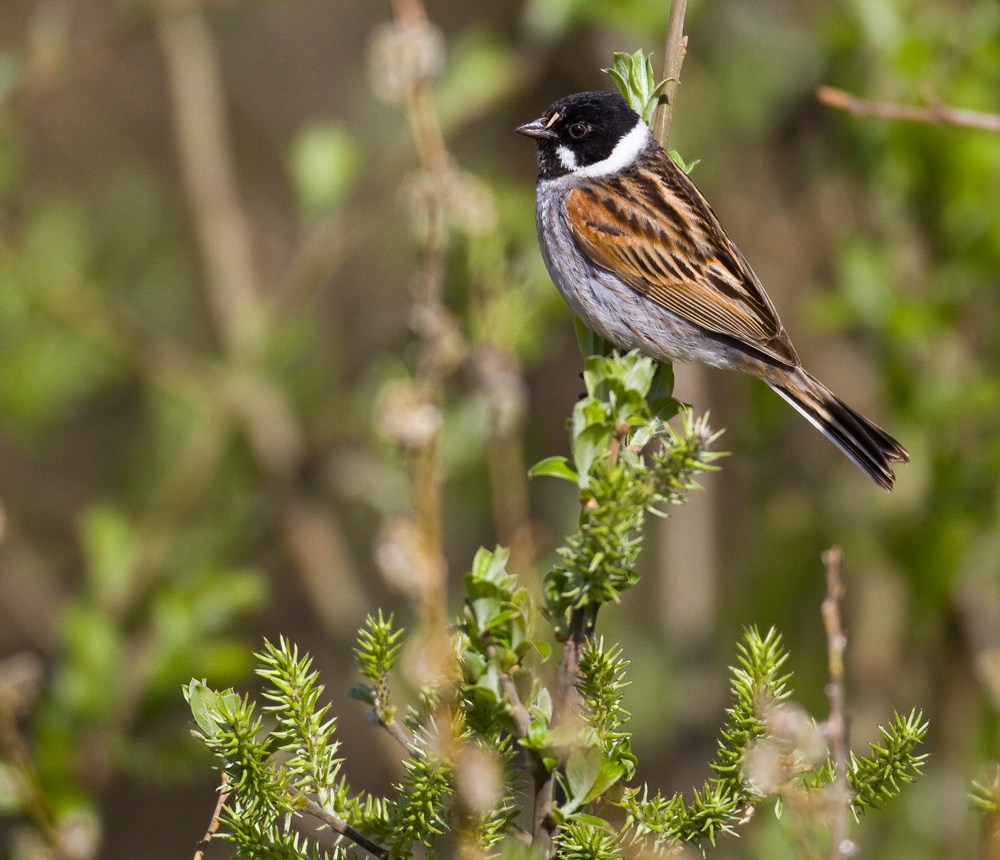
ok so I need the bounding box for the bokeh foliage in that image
[0,0,999,858]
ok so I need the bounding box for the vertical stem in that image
[651,0,689,147]
[821,546,851,860]
[0,681,58,851]
[385,0,454,630]
[155,1,263,360]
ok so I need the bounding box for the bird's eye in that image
[568,123,589,139]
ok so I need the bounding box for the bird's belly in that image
[536,192,734,369]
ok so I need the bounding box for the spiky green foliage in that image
[186,353,926,860]
[614,628,791,852]
[534,352,720,635]
[382,747,454,856]
[576,639,635,780]
[971,768,1000,816]
[352,611,404,722]
[712,626,791,788]
[256,638,342,807]
[184,681,293,818]
[848,710,928,816]
[556,820,622,860]
[223,802,347,860]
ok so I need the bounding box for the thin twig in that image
[817,85,1000,133]
[376,713,422,758]
[533,607,595,857]
[821,546,852,860]
[651,0,689,147]
[485,643,532,738]
[193,774,230,860]
[300,797,391,860]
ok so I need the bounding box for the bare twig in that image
[651,0,689,146]
[376,713,421,758]
[533,607,595,856]
[821,546,852,860]
[817,85,1000,133]
[300,797,391,860]
[193,774,229,860]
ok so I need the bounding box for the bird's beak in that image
[516,117,557,140]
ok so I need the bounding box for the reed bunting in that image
[517,90,908,490]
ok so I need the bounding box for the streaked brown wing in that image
[564,161,799,367]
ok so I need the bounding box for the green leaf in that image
[529,456,578,483]
[668,150,700,174]
[583,758,625,804]
[575,317,616,358]
[564,746,603,813]
[572,423,613,486]
[347,683,377,705]
[471,545,511,583]
[603,49,668,124]
[569,813,609,827]
[185,679,224,737]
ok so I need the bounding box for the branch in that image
[485,644,532,739]
[533,607,596,857]
[300,797,391,860]
[192,774,229,860]
[817,85,1000,133]
[651,0,689,146]
[382,0,458,633]
[155,2,264,358]
[820,546,852,860]
[374,713,422,759]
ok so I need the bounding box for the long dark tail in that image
[769,368,909,491]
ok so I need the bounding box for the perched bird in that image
[517,90,908,490]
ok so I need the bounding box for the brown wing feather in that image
[565,158,800,367]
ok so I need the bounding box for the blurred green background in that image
[1,0,999,857]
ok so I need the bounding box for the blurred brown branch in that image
[817,85,1000,132]
[821,546,852,860]
[155,2,265,359]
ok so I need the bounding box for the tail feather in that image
[769,369,909,491]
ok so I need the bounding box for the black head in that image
[516,91,646,180]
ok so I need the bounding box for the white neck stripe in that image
[570,121,650,178]
[556,145,578,171]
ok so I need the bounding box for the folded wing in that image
[564,164,800,368]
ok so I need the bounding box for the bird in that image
[516,90,908,490]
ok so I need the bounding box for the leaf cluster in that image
[534,350,720,635]
[351,611,404,723]
[459,546,552,739]
[614,627,789,851]
[184,355,927,860]
[603,48,698,172]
